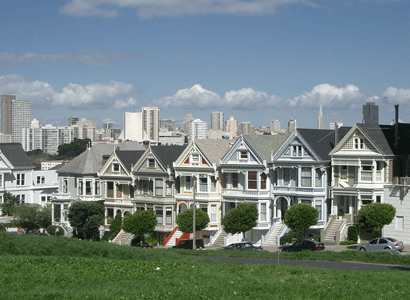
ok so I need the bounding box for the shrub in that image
[347,225,359,242]
[340,240,357,245]
[46,225,64,236]
[145,236,158,246]
[372,228,381,238]
[280,230,302,245]
[338,209,344,217]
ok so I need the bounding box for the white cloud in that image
[114,97,138,110]
[152,84,281,110]
[383,87,410,104]
[60,0,309,19]
[286,84,366,110]
[0,53,71,65]
[0,74,134,111]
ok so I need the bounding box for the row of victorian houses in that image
[1,117,409,246]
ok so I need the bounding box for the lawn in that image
[1,232,409,299]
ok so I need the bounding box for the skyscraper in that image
[226,117,238,137]
[211,111,224,131]
[287,118,296,133]
[363,102,379,124]
[191,119,208,140]
[317,104,323,129]
[68,116,79,126]
[270,119,280,133]
[1,95,31,144]
[142,107,159,141]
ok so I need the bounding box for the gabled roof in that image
[195,139,232,166]
[242,134,290,162]
[57,142,145,176]
[116,150,146,173]
[150,145,187,170]
[356,123,394,155]
[297,127,351,161]
[0,143,34,168]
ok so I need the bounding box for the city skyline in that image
[1,1,410,129]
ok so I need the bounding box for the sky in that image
[1,0,410,131]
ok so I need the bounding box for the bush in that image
[372,228,381,238]
[347,225,359,242]
[338,209,344,217]
[340,240,357,245]
[46,225,64,236]
[145,236,158,246]
[280,230,302,245]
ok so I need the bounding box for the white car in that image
[357,237,404,252]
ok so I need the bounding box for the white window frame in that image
[112,163,120,172]
[260,203,267,222]
[184,176,192,192]
[191,153,200,164]
[155,179,163,196]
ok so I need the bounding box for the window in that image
[142,180,150,195]
[156,207,163,224]
[361,195,372,205]
[283,168,290,185]
[116,184,122,198]
[41,196,46,202]
[95,181,100,195]
[78,180,83,195]
[248,172,257,189]
[210,204,217,222]
[199,177,207,192]
[354,137,364,149]
[292,145,302,157]
[112,163,120,172]
[0,174,2,188]
[107,182,114,198]
[301,167,312,187]
[54,204,61,222]
[315,169,322,187]
[396,216,404,230]
[361,161,372,182]
[17,174,25,186]
[86,180,92,195]
[240,151,247,160]
[232,173,238,188]
[260,203,267,222]
[166,181,172,196]
[191,153,200,164]
[210,177,217,192]
[184,176,191,191]
[155,179,163,196]
[166,207,172,225]
[315,201,322,219]
[260,173,267,189]
[37,176,45,184]
[340,166,347,180]
[148,158,155,168]
[200,204,208,214]
[63,178,68,193]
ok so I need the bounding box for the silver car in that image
[357,237,404,252]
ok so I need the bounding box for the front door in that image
[277,197,288,222]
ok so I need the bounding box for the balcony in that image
[222,189,270,198]
[272,186,325,194]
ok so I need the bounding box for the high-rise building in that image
[191,119,208,140]
[68,116,79,126]
[363,102,379,124]
[122,112,149,141]
[179,113,194,134]
[287,118,296,133]
[238,122,253,135]
[317,104,324,129]
[159,119,176,131]
[211,111,224,131]
[142,107,159,141]
[330,122,343,130]
[226,117,238,137]
[1,95,31,144]
[103,122,114,130]
[270,119,280,133]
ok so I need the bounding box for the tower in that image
[363,102,379,124]
[317,104,323,129]
[1,95,31,144]
[211,111,224,131]
[287,118,296,133]
[142,107,159,141]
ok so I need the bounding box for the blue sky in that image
[1,0,409,130]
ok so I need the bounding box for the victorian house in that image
[164,139,232,246]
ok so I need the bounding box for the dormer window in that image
[240,151,247,160]
[292,145,302,157]
[191,153,200,164]
[112,163,120,172]
[148,158,155,168]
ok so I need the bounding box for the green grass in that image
[1,232,409,299]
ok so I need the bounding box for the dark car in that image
[281,240,325,252]
[222,242,264,251]
[172,239,205,249]
[131,241,153,248]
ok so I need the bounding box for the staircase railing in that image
[223,232,243,246]
[321,214,336,242]
[176,232,190,245]
[261,221,277,246]
[277,224,288,246]
[209,226,224,245]
[163,226,178,246]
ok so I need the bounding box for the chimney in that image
[102,155,110,167]
[394,104,399,149]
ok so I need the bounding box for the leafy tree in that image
[13,204,52,231]
[57,138,91,159]
[68,201,104,240]
[0,193,19,216]
[221,203,258,236]
[357,202,396,235]
[284,203,319,239]
[122,209,157,241]
[108,212,122,240]
[347,225,359,242]
[176,208,210,234]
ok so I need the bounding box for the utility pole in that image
[192,176,196,250]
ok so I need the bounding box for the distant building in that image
[270,119,280,133]
[123,112,148,141]
[238,122,253,135]
[287,118,296,133]
[159,119,176,131]
[68,116,79,126]
[191,119,208,140]
[226,117,238,137]
[363,102,379,124]
[142,107,159,141]
[317,104,324,129]
[1,95,31,144]
[330,122,343,130]
[211,111,224,131]
[179,113,194,135]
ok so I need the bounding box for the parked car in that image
[357,237,404,252]
[131,241,153,248]
[222,242,264,251]
[281,240,325,252]
[172,239,205,249]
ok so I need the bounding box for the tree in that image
[176,208,210,234]
[221,203,258,237]
[67,201,104,240]
[284,203,319,239]
[57,138,91,159]
[0,193,19,216]
[357,202,396,236]
[122,209,157,241]
[13,204,52,231]
[108,212,122,240]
